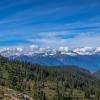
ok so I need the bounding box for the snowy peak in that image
[58,47,76,56]
[95,47,100,53]
[0,46,100,57]
[59,47,69,52]
[73,47,94,55]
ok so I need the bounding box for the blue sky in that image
[0,0,100,48]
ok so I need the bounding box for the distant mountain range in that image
[0,45,100,72]
[0,54,100,79]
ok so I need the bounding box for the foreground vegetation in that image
[0,56,100,100]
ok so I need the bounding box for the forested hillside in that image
[0,56,100,100]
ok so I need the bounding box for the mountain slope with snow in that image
[0,45,100,72]
[0,46,100,57]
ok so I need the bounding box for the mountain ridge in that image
[9,54,100,72]
[0,45,100,72]
[0,46,100,57]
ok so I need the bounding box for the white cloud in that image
[29,31,100,48]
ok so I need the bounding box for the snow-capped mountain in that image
[0,45,99,57]
[73,47,94,55]
[0,45,56,57]
[0,45,100,72]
